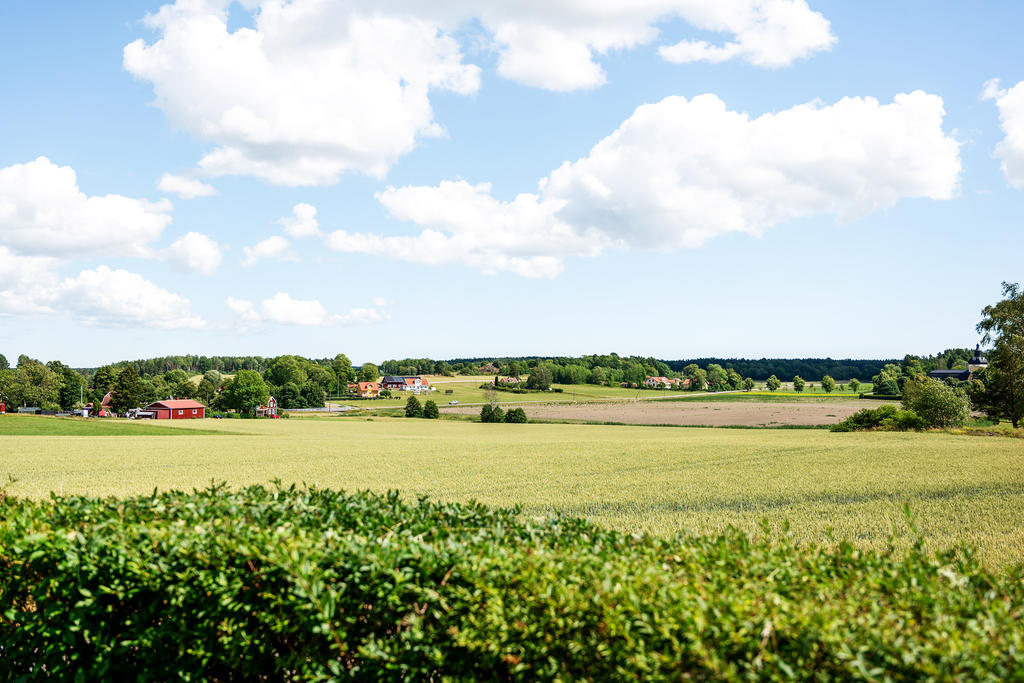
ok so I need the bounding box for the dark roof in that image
[970,344,987,366]
[928,369,970,381]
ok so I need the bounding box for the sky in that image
[1,0,1021,367]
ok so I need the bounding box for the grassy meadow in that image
[2,413,1023,568]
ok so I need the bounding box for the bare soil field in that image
[443,399,891,426]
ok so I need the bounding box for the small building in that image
[256,396,279,417]
[348,382,380,398]
[644,376,671,388]
[495,377,520,385]
[143,399,206,420]
[381,376,431,393]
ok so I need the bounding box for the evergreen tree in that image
[111,367,147,413]
[405,395,423,418]
[423,400,439,419]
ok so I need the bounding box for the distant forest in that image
[58,349,978,384]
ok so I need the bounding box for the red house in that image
[143,399,206,420]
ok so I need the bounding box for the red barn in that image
[143,399,206,420]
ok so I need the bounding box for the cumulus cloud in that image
[0,254,204,328]
[983,79,1024,188]
[162,231,223,275]
[0,157,173,257]
[226,292,389,327]
[279,203,320,237]
[241,235,290,266]
[329,91,960,277]
[157,172,217,199]
[124,1,835,185]
[124,1,480,186]
[55,266,205,329]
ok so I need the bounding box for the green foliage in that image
[0,359,62,409]
[224,370,269,414]
[742,377,755,392]
[525,364,553,390]
[849,378,861,393]
[902,377,971,428]
[405,395,423,418]
[111,367,147,413]
[682,364,708,391]
[480,404,506,423]
[503,407,527,423]
[792,375,805,392]
[422,400,439,419]
[821,375,836,394]
[977,281,1024,427]
[0,353,7,370]
[2,486,1024,680]
[300,381,325,408]
[766,375,781,392]
[830,405,927,432]
[266,355,308,388]
[358,363,380,383]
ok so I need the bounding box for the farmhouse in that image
[143,399,206,420]
[255,396,278,417]
[381,376,431,393]
[348,382,380,398]
[644,376,671,388]
[495,377,520,385]
[927,345,988,382]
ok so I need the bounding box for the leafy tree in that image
[163,369,191,386]
[197,378,218,406]
[301,381,325,408]
[423,400,439,419]
[111,367,147,413]
[279,382,306,409]
[405,395,423,418]
[202,370,223,388]
[589,367,607,385]
[48,361,85,410]
[480,404,494,423]
[91,365,121,394]
[526,365,553,390]
[977,281,1024,427]
[307,366,335,392]
[792,375,805,392]
[490,405,505,423]
[706,364,728,392]
[331,354,355,385]
[172,379,197,400]
[849,378,861,393]
[358,363,380,383]
[682,364,708,392]
[726,369,743,391]
[224,370,269,414]
[821,375,836,394]
[504,407,527,423]
[0,353,7,370]
[766,375,781,392]
[266,356,307,388]
[902,377,971,428]
[742,377,755,392]
[3,360,61,409]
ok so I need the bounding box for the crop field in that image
[444,397,893,426]
[3,414,1023,568]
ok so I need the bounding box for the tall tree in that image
[225,370,270,414]
[742,377,756,392]
[526,364,553,390]
[792,375,805,392]
[976,281,1024,427]
[111,367,147,413]
[821,375,836,394]
[766,375,781,392]
[358,363,380,383]
[48,360,86,410]
[0,353,7,370]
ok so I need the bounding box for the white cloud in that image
[0,256,204,328]
[162,231,223,275]
[124,1,835,185]
[279,203,320,237]
[983,78,1024,188]
[158,172,218,199]
[226,292,389,327]
[329,92,960,277]
[0,157,173,257]
[241,235,290,266]
[55,266,205,329]
[658,0,835,68]
[124,1,481,186]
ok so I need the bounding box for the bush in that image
[3,486,1024,680]
[480,404,505,423]
[902,377,971,428]
[503,407,527,423]
[830,405,926,432]
[404,395,423,418]
[423,400,439,419]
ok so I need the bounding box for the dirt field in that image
[443,399,890,426]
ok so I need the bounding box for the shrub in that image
[830,405,925,432]
[404,395,423,418]
[902,377,971,428]
[503,407,527,423]
[480,404,494,422]
[3,486,1024,680]
[423,400,439,419]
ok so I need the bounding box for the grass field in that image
[2,414,1023,568]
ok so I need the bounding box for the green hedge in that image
[2,486,1024,680]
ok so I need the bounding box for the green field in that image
[0,415,226,436]
[3,414,1023,568]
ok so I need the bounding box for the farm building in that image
[381,376,432,393]
[348,382,380,398]
[142,399,206,420]
[255,396,279,417]
[927,345,988,382]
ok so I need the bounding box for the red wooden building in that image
[143,399,206,420]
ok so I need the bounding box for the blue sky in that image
[1,1,1021,367]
